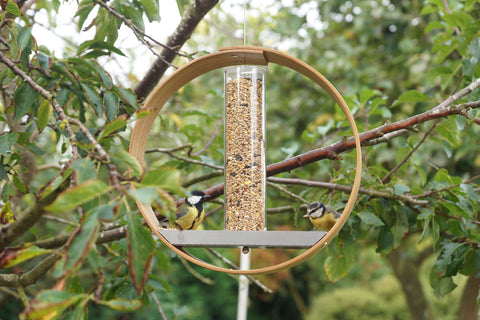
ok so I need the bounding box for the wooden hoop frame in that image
[129,46,362,274]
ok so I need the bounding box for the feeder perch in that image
[129,46,362,275]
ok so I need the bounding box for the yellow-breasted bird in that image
[172,191,210,230]
[303,202,341,231]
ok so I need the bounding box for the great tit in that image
[173,191,210,230]
[303,202,341,231]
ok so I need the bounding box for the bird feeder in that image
[129,46,362,275]
[224,66,266,231]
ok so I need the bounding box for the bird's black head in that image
[304,202,326,218]
[185,191,210,206]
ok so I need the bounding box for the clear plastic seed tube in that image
[224,66,266,231]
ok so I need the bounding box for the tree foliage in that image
[0,0,479,319]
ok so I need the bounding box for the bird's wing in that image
[176,209,188,219]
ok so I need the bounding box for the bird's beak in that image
[203,194,211,200]
[303,214,309,218]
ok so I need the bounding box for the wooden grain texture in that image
[129,46,362,274]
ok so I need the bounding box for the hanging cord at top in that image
[243,0,247,46]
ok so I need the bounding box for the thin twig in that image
[42,215,78,226]
[93,0,181,68]
[146,147,223,170]
[266,205,307,214]
[0,286,20,299]
[0,34,10,51]
[179,258,215,285]
[381,119,439,184]
[146,144,193,154]
[182,171,223,188]
[206,249,273,294]
[267,182,309,204]
[415,175,480,199]
[362,106,370,167]
[192,116,224,156]
[151,291,169,320]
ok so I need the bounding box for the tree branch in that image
[0,51,123,191]
[0,177,70,251]
[134,0,219,100]
[0,253,60,287]
[204,97,480,201]
[267,177,429,206]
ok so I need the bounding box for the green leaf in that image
[393,208,409,248]
[376,226,393,253]
[140,0,160,22]
[413,165,427,186]
[45,180,109,212]
[433,168,460,188]
[435,243,469,277]
[357,211,384,227]
[71,158,96,183]
[36,100,52,132]
[13,83,37,122]
[324,245,355,283]
[97,298,142,311]
[429,269,457,298]
[0,246,51,268]
[90,203,115,221]
[76,0,95,30]
[393,90,430,107]
[18,27,33,52]
[120,5,145,32]
[13,174,27,194]
[0,133,19,156]
[424,20,444,33]
[418,208,434,220]
[87,60,113,89]
[78,40,126,57]
[63,208,99,274]
[359,89,381,107]
[113,150,143,178]
[118,88,138,109]
[426,66,452,84]
[98,116,126,140]
[140,167,182,194]
[6,0,21,15]
[393,184,410,195]
[456,115,466,131]
[128,186,157,205]
[0,201,14,223]
[152,188,176,222]
[81,84,103,115]
[126,211,156,296]
[434,42,457,64]
[22,290,87,319]
[104,92,119,121]
[435,122,459,146]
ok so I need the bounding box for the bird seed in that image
[224,76,266,231]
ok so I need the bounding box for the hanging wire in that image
[243,0,247,46]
